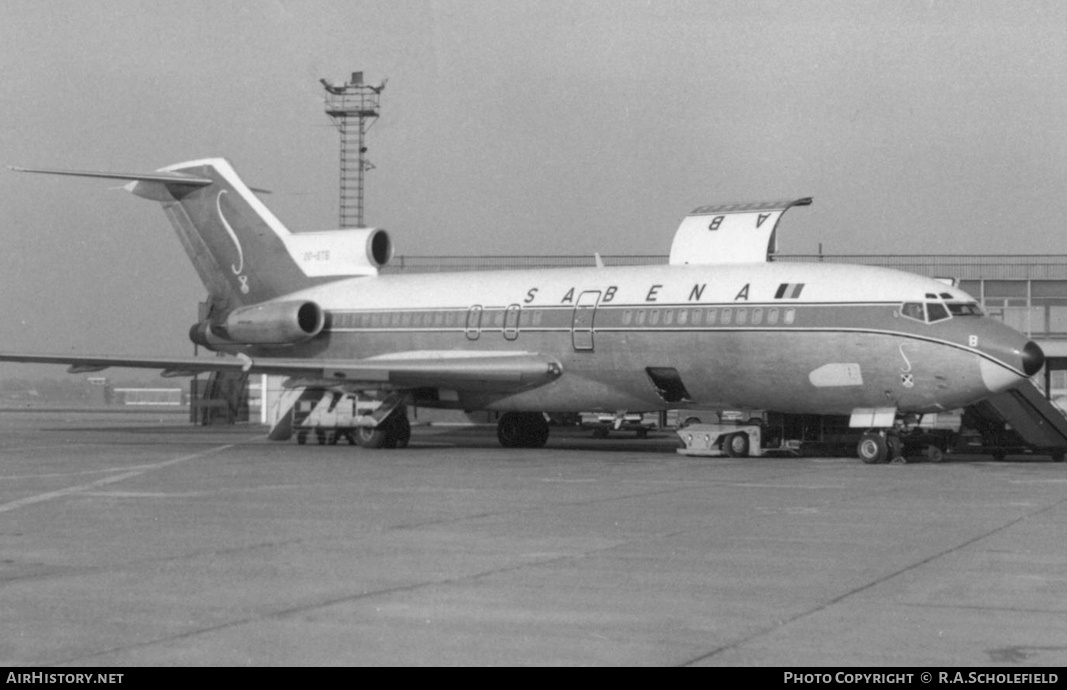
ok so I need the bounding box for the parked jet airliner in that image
[3,159,1044,463]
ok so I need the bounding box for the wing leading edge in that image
[0,351,564,393]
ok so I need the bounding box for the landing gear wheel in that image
[991,449,1006,462]
[636,428,649,439]
[592,427,609,439]
[354,425,389,449]
[924,445,944,463]
[724,432,750,458]
[296,431,308,445]
[497,412,550,448]
[355,410,410,449]
[394,414,411,449]
[857,433,888,464]
[887,436,905,464]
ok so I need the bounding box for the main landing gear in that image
[857,432,908,464]
[857,433,890,464]
[497,412,550,448]
[857,428,942,464]
[354,411,411,449]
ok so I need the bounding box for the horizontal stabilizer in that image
[9,166,214,186]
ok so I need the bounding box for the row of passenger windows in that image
[620,307,796,327]
[329,307,799,330]
[329,301,983,331]
[332,311,465,329]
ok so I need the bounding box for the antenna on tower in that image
[320,71,386,228]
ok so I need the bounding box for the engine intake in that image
[190,300,325,348]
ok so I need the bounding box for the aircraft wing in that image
[0,350,563,393]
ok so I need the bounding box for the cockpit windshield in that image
[901,300,969,324]
[926,302,950,323]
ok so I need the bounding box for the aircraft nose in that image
[1022,340,1045,377]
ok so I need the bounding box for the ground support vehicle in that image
[292,392,411,448]
[580,411,659,439]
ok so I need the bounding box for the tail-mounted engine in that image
[284,227,393,277]
[190,300,325,349]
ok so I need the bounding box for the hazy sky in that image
[2,0,1066,374]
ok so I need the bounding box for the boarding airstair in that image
[191,370,249,425]
[964,381,1067,461]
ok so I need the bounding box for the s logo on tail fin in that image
[215,190,249,293]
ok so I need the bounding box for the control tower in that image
[320,71,385,228]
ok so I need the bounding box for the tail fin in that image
[12,158,392,308]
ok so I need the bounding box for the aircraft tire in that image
[924,445,944,463]
[526,414,550,448]
[725,432,749,458]
[355,425,389,449]
[857,433,888,464]
[497,412,550,448]
[887,436,904,462]
[394,415,411,449]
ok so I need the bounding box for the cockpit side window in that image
[947,302,983,316]
[926,302,950,323]
[901,302,926,322]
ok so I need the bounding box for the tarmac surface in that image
[0,410,1065,667]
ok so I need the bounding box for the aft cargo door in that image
[572,290,600,351]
